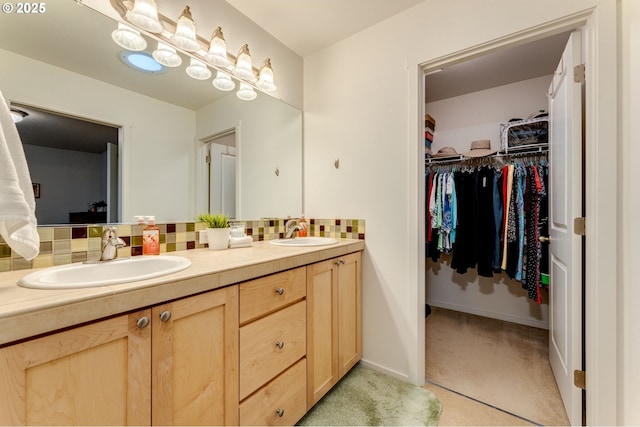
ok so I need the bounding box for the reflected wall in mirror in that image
[12,103,121,225]
[0,1,302,225]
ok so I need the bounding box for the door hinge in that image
[574,217,586,236]
[205,154,211,164]
[574,369,586,389]
[574,64,586,83]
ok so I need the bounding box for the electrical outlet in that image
[199,230,208,244]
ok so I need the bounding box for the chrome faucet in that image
[101,227,126,261]
[285,219,302,238]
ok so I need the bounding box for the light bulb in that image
[111,23,147,51]
[236,82,257,101]
[170,6,200,52]
[256,58,277,92]
[233,44,255,80]
[205,27,231,68]
[186,58,211,80]
[126,0,163,33]
[152,42,182,67]
[212,71,235,91]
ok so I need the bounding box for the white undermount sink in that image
[269,237,338,247]
[18,255,192,290]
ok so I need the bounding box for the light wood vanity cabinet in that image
[0,247,363,426]
[238,266,308,426]
[0,286,239,426]
[306,251,362,408]
[151,285,239,426]
[0,309,152,425]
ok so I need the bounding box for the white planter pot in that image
[207,228,229,250]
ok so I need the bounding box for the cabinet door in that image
[337,252,362,378]
[0,309,152,426]
[307,253,363,408]
[152,286,239,426]
[306,258,339,407]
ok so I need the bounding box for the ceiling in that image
[225,0,425,57]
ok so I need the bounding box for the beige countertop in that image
[0,239,364,346]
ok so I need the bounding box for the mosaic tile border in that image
[0,218,365,272]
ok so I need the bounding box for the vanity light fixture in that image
[205,27,231,68]
[170,6,200,52]
[212,71,236,91]
[111,23,147,51]
[186,58,211,80]
[10,108,28,123]
[125,0,163,34]
[236,82,257,101]
[112,0,279,100]
[233,44,255,80]
[152,41,182,67]
[256,58,276,92]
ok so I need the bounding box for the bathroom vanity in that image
[0,239,364,425]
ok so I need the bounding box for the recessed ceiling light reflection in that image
[120,51,165,74]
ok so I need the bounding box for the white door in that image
[548,29,584,425]
[221,153,236,218]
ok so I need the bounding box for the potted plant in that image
[198,213,230,250]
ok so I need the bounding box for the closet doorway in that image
[423,26,585,425]
[202,129,237,219]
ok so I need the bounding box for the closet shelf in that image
[426,144,548,166]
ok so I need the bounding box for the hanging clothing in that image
[427,155,549,304]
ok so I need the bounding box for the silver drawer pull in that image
[159,311,172,322]
[275,287,285,295]
[275,408,284,417]
[136,316,150,329]
[275,341,285,350]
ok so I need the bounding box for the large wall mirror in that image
[0,1,302,225]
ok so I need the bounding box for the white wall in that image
[427,75,551,154]
[425,76,551,329]
[24,145,104,224]
[620,0,640,424]
[196,93,303,219]
[304,0,621,423]
[0,48,196,223]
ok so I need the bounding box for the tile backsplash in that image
[0,218,365,272]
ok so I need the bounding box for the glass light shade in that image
[111,23,147,51]
[256,58,277,92]
[186,58,211,80]
[236,82,257,101]
[205,27,231,67]
[125,0,163,33]
[152,42,182,67]
[170,6,200,52]
[212,71,235,91]
[233,44,255,80]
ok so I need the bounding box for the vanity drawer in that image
[239,267,306,324]
[240,300,306,400]
[239,358,307,426]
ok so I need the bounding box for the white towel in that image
[229,235,252,249]
[0,91,39,261]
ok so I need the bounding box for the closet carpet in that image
[425,307,570,426]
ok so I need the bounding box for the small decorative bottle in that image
[143,216,160,255]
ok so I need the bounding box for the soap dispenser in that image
[143,216,160,255]
[298,215,308,237]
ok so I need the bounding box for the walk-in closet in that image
[423,29,584,425]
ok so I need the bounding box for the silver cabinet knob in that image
[275,287,284,295]
[159,311,172,322]
[136,316,150,329]
[275,408,284,417]
[275,341,284,350]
